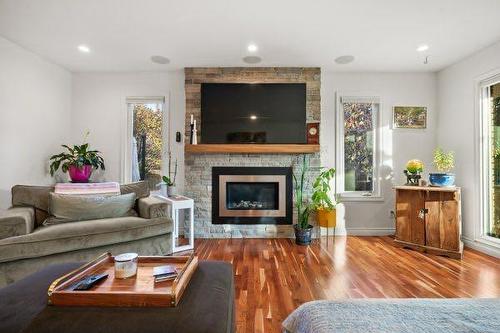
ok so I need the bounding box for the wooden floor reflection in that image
[190,236,500,333]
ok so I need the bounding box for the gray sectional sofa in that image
[0,182,173,287]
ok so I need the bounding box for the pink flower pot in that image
[68,165,93,183]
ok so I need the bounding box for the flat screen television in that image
[200,83,306,144]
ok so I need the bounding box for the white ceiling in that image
[1,0,500,72]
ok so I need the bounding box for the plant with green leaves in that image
[162,152,178,186]
[49,133,105,176]
[311,168,337,211]
[293,156,311,230]
[433,148,455,173]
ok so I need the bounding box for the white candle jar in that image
[114,253,138,279]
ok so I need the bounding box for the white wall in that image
[437,40,500,257]
[71,71,185,192]
[321,72,438,234]
[0,36,71,209]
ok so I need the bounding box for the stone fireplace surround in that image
[184,67,321,238]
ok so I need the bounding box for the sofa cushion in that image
[44,193,137,225]
[120,181,150,199]
[11,182,150,227]
[0,216,172,263]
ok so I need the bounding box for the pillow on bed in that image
[43,192,137,225]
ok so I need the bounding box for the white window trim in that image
[476,71,500,248]
[121,95,169,184]
[335,92,383,202]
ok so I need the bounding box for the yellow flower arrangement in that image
[406,159,424,174]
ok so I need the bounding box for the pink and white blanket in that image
[54,182,121,195]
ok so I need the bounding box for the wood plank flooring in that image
[192,236,500,333]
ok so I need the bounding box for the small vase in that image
[159,183,168,197]
[167,185,176,197]
[68,165,92,183]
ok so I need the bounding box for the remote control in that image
[71,273,109,291]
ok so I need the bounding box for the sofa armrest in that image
[137,196,170,219]
[0,207,35,240]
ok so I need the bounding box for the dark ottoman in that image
[0,261,235,333]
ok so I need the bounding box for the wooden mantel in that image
[184,144,320,154]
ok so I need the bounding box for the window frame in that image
[477,74,500,246]
[335,93,383,201]
[121,96,168,184]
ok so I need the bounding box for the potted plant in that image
[429,148,455,187]
[293,156,313,245]
[49,135,105,183]
[404,159,424,186]
[160,152,178,197]
[311,167,337,235]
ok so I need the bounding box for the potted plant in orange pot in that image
[311,168,338,236]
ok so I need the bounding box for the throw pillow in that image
[44,192,137,225]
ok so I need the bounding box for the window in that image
[124,97,166,191]
[480,77,500,242]
[336,95,381,199]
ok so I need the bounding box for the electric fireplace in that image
[212,167,293,224]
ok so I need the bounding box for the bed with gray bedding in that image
[282,298,500,333]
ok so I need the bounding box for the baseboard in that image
[346,227,395,236]
[462,236,500,258]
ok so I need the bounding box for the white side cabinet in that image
[153,194,194,253]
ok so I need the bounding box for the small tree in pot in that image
[49,133,105,183]
[429,148,455,187]
[293,156,313,245]
[311,168,337,236]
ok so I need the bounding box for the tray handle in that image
[171,253,196,304]
[47,252,112,302]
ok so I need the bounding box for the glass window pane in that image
[489,83,500,239]
[343,102,375,192]
[131,103,163,191]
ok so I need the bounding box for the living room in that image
[0,1,499,332]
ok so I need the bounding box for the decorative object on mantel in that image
[404,159,424,186]
[311,167,338,237]
[49,131,105,183]
[306,122,320,144]
[393,106,427,129]
[429,148,455,187]
[293,156,313,245]
[159,152,178,197]
[189,114,195,144]
[192,119,198,145]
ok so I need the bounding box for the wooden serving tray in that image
[47,253,198,307]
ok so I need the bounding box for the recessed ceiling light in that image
[250,115,257,120]
[247,44,258,52]
[242,56,262,64]
[334,55,355,65]
[416,44,429,52]
[77,45,90,53]
[151,55,170,64]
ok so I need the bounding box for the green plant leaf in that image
[49,138,105,177]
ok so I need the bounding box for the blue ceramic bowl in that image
[429,173,455,187]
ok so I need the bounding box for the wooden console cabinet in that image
[394,186,463,259]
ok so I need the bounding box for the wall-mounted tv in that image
[201,83,306,144]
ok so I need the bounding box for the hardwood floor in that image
[192,236,500,333]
